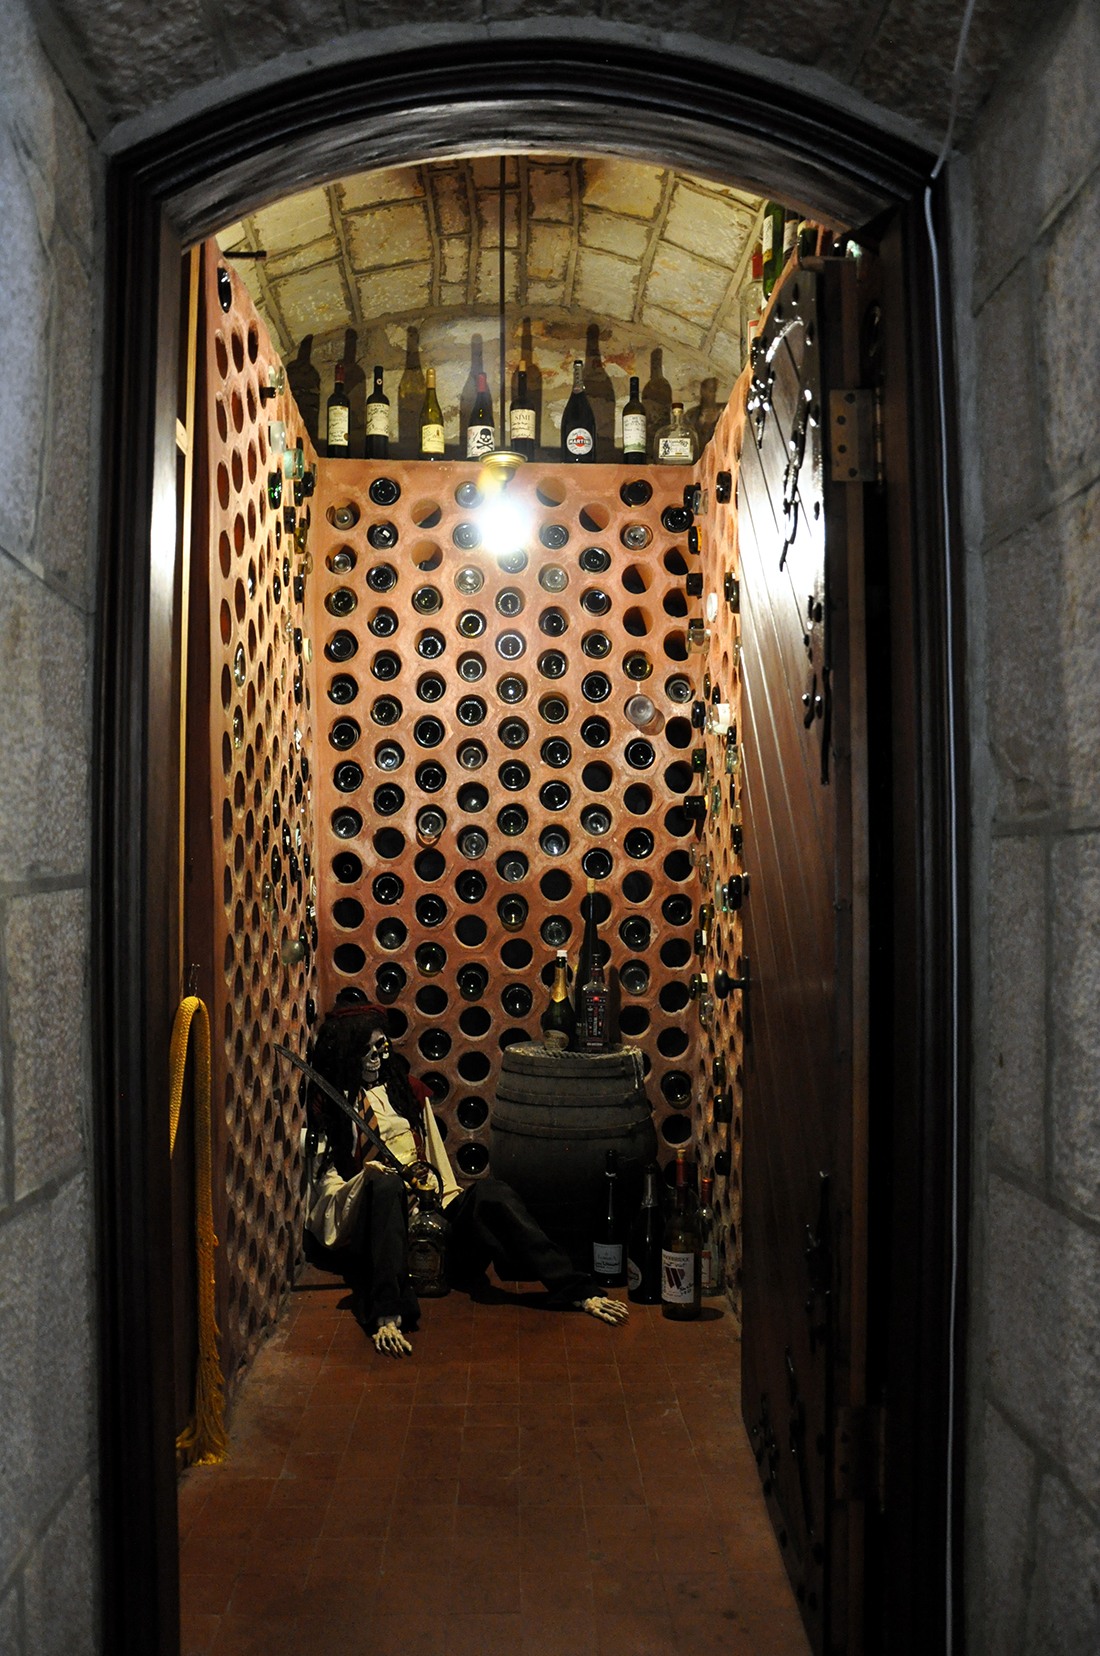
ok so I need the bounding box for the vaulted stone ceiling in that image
[220,158,760,363]
[216,157,764,454]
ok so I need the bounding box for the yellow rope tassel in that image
[170,995,230,1467]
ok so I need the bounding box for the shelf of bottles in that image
[310,457,722,1185]
[199,247,320,1386]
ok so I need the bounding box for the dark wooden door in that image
[737,259,868,1655]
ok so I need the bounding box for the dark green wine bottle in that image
[540,950,576,1044]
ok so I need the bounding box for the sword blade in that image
[274,1042,403,1173]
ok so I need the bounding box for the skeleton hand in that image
[576,1295,630,1325]
[372,1318,412,1357]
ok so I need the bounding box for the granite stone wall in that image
[0,0,101,1649]
[957,1,1100,1650]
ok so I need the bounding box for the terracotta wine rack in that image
[308,458,719,1188]
[692,386,748,1316]
[194,237,751,1352]
[192,245,318,1390]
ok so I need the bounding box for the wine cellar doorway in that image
[96,40,965,1656]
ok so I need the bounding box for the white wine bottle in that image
[419,367,444,459]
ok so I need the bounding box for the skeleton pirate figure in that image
[300,1002,628,1356]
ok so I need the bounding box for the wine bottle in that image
[574,874,597,1038]
[654,404,697,466]
[699,1173,721,1294]
[326,363,350,458]
[622,375,646,460]
[419,367,445,459]
[762,201,785,298]
[627,1162,663,1304]
[593,1149,626,1288]
[661,1148,701,1320]
[561,359,596,462]
[365,365,390,459]
[782,210,798,273]
[540,949,576,1045]
[467,373,495,459]
[510,359,537,458]
[577,915,610,1054]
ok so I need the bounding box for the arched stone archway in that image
[90,30,970,1656]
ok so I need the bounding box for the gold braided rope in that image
[170,996,229,1467]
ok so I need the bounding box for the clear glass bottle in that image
[699,1173,722,1294]
[661,1148,701,1320]
[653,403,698,466]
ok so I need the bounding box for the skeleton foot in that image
[576,1295,630,1325]
[372,1317,412,1357]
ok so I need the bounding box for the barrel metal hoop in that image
[489,1114,654,1141]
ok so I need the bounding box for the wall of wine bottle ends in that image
[203,231,755,1329]
[199,253,320,1390]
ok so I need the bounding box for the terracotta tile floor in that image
[179,1271,810,1656]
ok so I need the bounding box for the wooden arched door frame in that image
[93,37,965,1655]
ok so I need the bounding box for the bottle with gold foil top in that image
[540,950,576,1047]
[576,877,609,1051]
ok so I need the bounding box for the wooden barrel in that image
[490,1042,657,1269]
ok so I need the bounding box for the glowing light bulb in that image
[480,494,528,559]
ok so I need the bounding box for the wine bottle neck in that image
[572,360,584,391]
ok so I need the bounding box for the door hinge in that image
[834,1404,886,1510]
[828,390,875,483]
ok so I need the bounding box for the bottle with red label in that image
[561,359,597,462]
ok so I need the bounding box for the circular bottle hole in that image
[500,937,533,970]
[619,1006,650,1036]
[661,1114,693,1145]
[657,1027,690,1057]
[663,850,692,881]
[540,869,572,901]
[659,981,691,1013]
[664,804,693,837]
[457,1051,492,1083]
[499,718,530,749]
[660,938,692,968]
[333,943,367,974]
[415,894,448,928]
[456,1142,490,1176]
[622,870,654,903]
[456,1093,489,1126]
[456,915,488,946]
[414,848,446,881]
[539,826,570,857]
[334,852,363,884]
[333,898,364,929]
[458,1012,491,1042]
[372,827,405,858]
[581,761,612,792]
[579,502,610,532]
[664,761,693,794]
[663,631,689,661]
[665,716,693,748]
[535,477,567,507]
[624,783,653,815]
[418,1029,452,1061]
[375,918,408,951]
[497,851,529,882]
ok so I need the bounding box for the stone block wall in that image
[0,0,101,1649]
[958,1,1100,1650]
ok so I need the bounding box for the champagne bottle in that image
[622,374,646,460]
[661,1148,702,1320]
[628,1162,663,1304]
[510,359,537,458]
[540,949,576,1045]
[654,403,697,465]
[699,1173,721,1293]
[419,367,445,459]
[593,1149,626,1287]
[365,365,390,459]
[326,363,349,457]
[561,359,596,462]
[467,373,495,459]
[577,915,610,1054]
[762,201,785,298]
